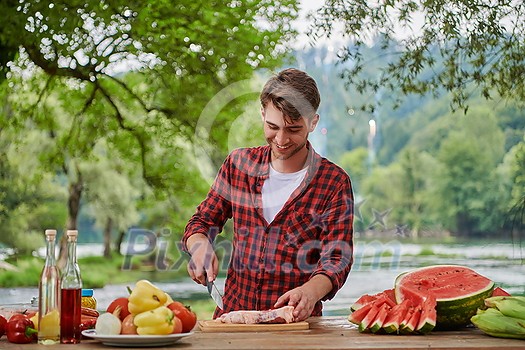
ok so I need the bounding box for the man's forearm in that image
[304,274,333,302]
[185,232,210,254]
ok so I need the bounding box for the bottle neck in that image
[45,238,56,266]
[67,239,77,265]
[62,237,82,289]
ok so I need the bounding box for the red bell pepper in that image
[0,314,7,337]
[6,314,37,344]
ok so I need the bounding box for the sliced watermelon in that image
[394,265,494,330]
[491,287,511,297]
[349,293,396,325]
[369,303,391,333]
[348,302,374,325]
[371,293,396,309]
[417,294,437,334]
[399,305,415,330]
[400,305,421,334]
[383,288,396,305]
[351,289,396,311]
[358,304,380,332]
[382,299,412,334]
[350,294,377,311]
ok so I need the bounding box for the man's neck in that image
[271,147,309,173]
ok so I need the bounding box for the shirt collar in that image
[257,141,321,180]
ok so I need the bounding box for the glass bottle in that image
[38,229,61,345]
[60,230,83,344]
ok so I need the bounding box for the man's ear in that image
[308,114,320,132]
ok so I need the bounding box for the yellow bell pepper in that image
[164,292,174,306]
[133,306,175,335]
[128,280,168,315]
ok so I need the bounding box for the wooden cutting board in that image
[198,320,309,332]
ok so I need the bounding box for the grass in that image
[0,256,42,287]
[0,254,188,288]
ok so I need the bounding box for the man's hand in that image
[273,274,333,322]
[186,233,218,286]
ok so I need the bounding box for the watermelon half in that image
[394,265,494,330]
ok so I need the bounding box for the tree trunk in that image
[58,178,83,268]
[103,217,113,258]
[114,229,126,256]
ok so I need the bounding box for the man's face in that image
[261,102,318,162]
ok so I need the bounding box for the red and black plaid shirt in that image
[182,143,354,318]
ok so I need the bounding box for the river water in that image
[2,240,524,315]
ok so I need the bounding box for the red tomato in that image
[167,302,197,333]
[172,315,183,334]
[106,297,130,321]
[120,314,137,335]
[0,314,7,338]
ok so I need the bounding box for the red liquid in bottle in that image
[60,288,82,344]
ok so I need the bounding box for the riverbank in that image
[1,239,523,320]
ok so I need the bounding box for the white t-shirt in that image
[262,165,308,223]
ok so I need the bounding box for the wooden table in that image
[0,317,523,349]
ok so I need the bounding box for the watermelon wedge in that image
[417,294,437,334]
[359,304,380,332]
[349,292,396,325]
[491,287,511,297]
[350,294,377,312]
[382,299,412,334]
[399,305,415,331]
[369,303,391,333]
[350,289,396,311]
[394,264,494,330]
[348,302,374,325]
[400,305,421,334]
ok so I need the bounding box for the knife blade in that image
[207,280,224,310]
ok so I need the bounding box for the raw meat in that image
[219,305,295,324]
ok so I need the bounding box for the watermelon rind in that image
[394,264,494,330]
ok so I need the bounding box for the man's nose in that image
[275,130,289,144]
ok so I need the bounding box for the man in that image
[182,68,354,321]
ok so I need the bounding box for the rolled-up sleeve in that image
[312,178,354,300]
[181,155,234,253]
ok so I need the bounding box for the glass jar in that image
[81,289,97,309]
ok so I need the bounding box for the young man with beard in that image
[182,68,354,321]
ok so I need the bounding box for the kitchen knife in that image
[207,280,224,310]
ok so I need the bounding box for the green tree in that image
[309,1,525,112]
[435,108,505,236]
[360,147,440,236]
[0,0,298,259]
[338,146,368,194]
[0,126,67,254]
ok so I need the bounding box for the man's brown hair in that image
[260,68,321,121]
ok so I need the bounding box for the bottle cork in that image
[45,229,57,239]
[66,230,78,238]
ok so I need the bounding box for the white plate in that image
[81,329,194,347]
